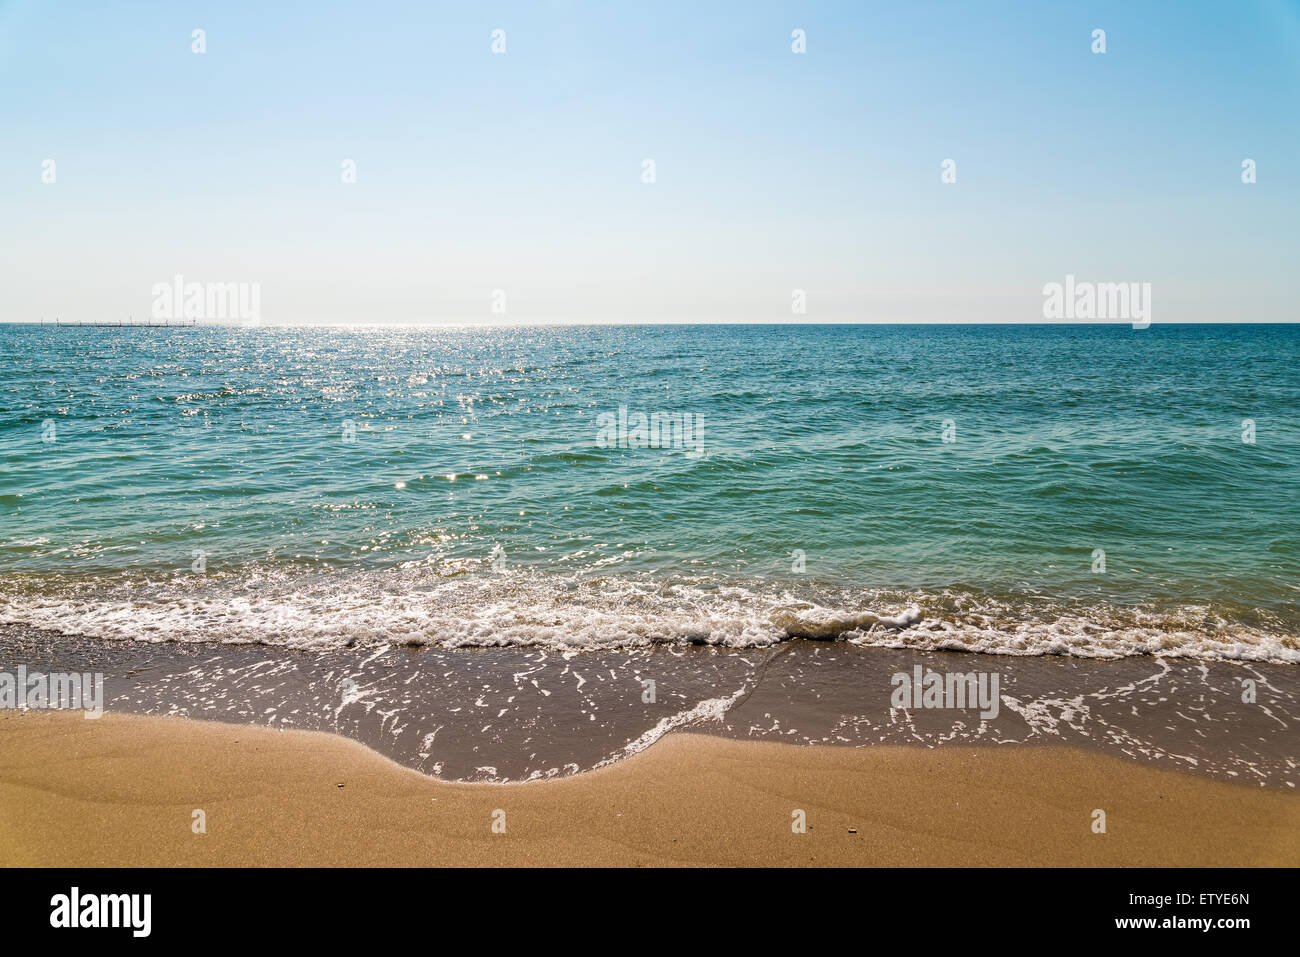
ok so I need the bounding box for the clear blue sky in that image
[2,0,1297,324]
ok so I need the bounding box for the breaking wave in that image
[0,565,1295,664]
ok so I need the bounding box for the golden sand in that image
[1,711,1295,866]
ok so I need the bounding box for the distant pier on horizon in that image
[37,318,202,328]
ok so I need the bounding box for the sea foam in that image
[0,567,1294,664]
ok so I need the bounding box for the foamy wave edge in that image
[0,573,1295,665]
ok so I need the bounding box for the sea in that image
[1,322,1296,782]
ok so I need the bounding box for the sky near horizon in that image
[2,0,1298,325]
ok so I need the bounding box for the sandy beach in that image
[1,710,1295,867]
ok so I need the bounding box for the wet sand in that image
[1,710,1296,867]
[1,627,1295,786]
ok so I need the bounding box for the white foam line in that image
[593,685,748,770]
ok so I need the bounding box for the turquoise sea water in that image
[1,323,1296,661]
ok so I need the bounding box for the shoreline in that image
[3,628,1296,787]
[2,710,1296,867]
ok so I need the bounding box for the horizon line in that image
[2,319,1297,329]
